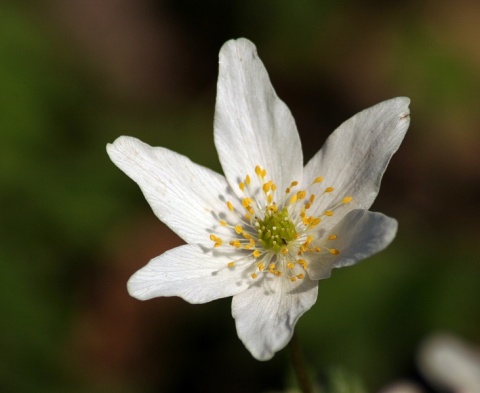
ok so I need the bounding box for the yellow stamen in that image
[328,234,337,240]
[329,248,340,255]
[314,176,323,183]
[227,201,234,211]
[228,262,235,268]
[325,187,334,193]
[342,196,353,204]
[297,190,307,200]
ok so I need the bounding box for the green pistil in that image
[257,208,297,253]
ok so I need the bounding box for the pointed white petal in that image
[303,97,410,222]
[107,136,233,244]
[232,276,318,360]
[214,38,303,196]
[307,209,398,280]
[127,244,252,303]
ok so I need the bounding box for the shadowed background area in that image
[1,1,479,392]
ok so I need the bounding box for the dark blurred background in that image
[1,1,479,392]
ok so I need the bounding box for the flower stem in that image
[289,331,314,393]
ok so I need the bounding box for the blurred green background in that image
[1,1,479,392]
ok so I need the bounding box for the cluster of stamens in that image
[210,165,352,282]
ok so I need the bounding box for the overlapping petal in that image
[107,136,232,244]
[128,244,252,303]
[232,276,318,360]
[307,209,398,280]
[214,38,303,196]
[303,97,410,229]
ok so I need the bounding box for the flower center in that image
[256,207,297,253]
[209,165,353,282]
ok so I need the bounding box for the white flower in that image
[107,38,410,361]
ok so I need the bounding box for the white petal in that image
[107,136,233,244]
[127,244,252,303]
[214,38,303,196]
[307,209,398,280]
[303,97,410,222]
[232,276,318,360]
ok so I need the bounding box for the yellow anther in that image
[328,234,337,240]
[298,259,306,266]
[314,176,323,184]
[281,247,288,255]
[289,194,298,205]
[269,263,276,271]
[271,183,277,191]
[243,232,253,240]
[219,220,227,226]
[234,225,243,234]
[242,198,252,208]
[257,262,265,271]
[307,218,321,228]
[227,201,234,211]
[245,175,251,186]
[255,165,261,176]
[262,180,272,193]
[314,247,321,252]
[304,202,311,210]
[253,250,261,258]
[228,262,235,268]
[329,248,340,255]
[342,196,353,204]
[229,240,241,248]
[274,271,282,276]
[267,194,273,204]
[296,274,305,279]
[210,234,217,241]
[286,262,295,269]
[239,182,245,191]
[249,239,255,247]
[297,190,307,200]
[261,169,266,178]
[309,194,316,203]
[325,187,334,193]
[290,181,298,187]
[324,211,334,216]
[251,273,258,279]
[290,276,297,282]
[285,187,291,194]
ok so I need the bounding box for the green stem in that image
[289,331,314,393]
